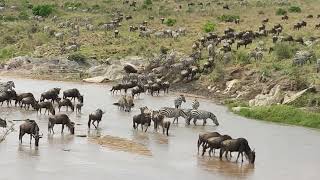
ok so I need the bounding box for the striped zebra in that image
[192,99,200,109]
[159,107,188,124]
[0,81,15,92]
[186,109,219,126]
[174,95,186,108]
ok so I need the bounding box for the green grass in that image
[235,105,320,129]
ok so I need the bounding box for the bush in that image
[64,2,82,8]
[3,36,16,44]
[19,11,29,20]
[164,18,176,26]
[236,105,320,129]
[203,21,215,32]
[68,53,86,64]
[0,0,5,7]
[276,8,287,15]
[144,0,152,5]
[217,14,240,22]
[208,64,225,82]
[235,50,250,65]
[288,6,301,13]
[2,15,18,22]
[274,43,296,60]
[32,4,54,17]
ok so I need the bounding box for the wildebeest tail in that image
[113,103,120,106]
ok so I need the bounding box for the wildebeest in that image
[152,111,171,136]
[19,119,43,147]
[37,101,55,115]
[76,103,83,113]
[0,90,17,106]
[48,114,75,134]
[40,88,60,103]
[220,138,256,164]
[14,92,34,106]
[110,84,124,94]
[202,135,232,156]
[63,88,82,101]
[57,98,74,112]
[88,109,104,129]
[197,132,221,153]
[133,112,152,132]
[20,96,38,110]
[131,85,145,97]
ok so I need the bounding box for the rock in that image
[249,85,284,106]
[123,63,138,73]
[232,106,250,112]
[282,87,315,104]
[224,79,240,94]
[5,56,31,70]
[83,76,110,83]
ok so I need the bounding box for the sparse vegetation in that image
[217,14,240,22]
[235,105,320,129]
[288,6,302,13]
[32,4,54,17]
[276,8,287,15]
[164,18,176,26]
[68,53,86,64]
[203,21,215,32]
[274,43,296,60]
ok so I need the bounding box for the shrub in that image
[235,50,250,65]
[64,2,82,8]
[19,11,29,20]
[274,43,296,60]
[68,53,86,64]
[144,0,152,6]
[276,8,287,15]
[236,105,320,129]
[208,64,225,82]
[0,0,5,7]
[203,21,215,32]
[0,48,15,60]
[2,15,18,22]
[217,14,240,22]
[3,36,16,44]
[32,4,54,17]
[164,18,176,26]
[288,6,301,13]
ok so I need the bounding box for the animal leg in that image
[236,152,241,162]
[30,134,32,144]
[61,124,64,133]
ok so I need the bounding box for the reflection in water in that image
[197,156,254,178]
[18,144,40,157]
[131,130,150,144]
[47,134,75,145]
[87,129,102,138]
[153,133,169,145]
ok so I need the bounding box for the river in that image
[0,77,320,180]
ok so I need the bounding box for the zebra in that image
[186,109,219,126]
[192,98,200,109]
[0,81,15,92]
[159,107,188,124]
[174,95,186,108]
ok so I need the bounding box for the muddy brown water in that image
[1,77,320,180]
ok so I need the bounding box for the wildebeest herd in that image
[0,80,255,164]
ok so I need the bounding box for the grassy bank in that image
[233,105,320,129]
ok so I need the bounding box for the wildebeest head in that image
[0,118,7,128]
[34,132,43,147]
[249,149,256,164]
[68,122,75,134]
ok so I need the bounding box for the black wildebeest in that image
[57,99,74,112]
[40,88,60,103]
[197,131,221,153]
[220,138,256,164]
[20,96,39,110]
[63,88,82,102]
[0,90,17,106]
[88,109,105,129]
[76,103,83,113]
[0,118,7,128]
[133,112,151,132]
[110,84,124,94]
[19,119,43,147]
[202,135,232,156]
[14,92,34,106]
[37,101,55,115]
[131,85,145,98]
[48,114,75,134]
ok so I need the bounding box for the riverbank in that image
[2,74,320,130]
